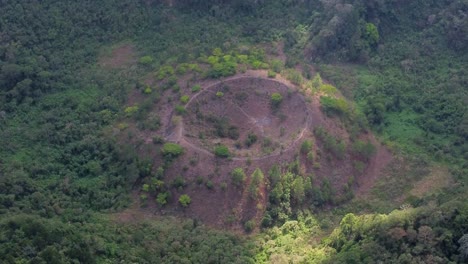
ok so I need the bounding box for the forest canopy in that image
[0,0,467,263]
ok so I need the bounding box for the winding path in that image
[165,74,312,161]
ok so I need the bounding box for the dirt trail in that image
[355,140,393,197]
[167,74,312,161]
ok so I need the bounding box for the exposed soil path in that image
[355,139,393,197]
[166,74,312,161]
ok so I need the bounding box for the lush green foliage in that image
[1,0,466,262]
[178,194,191,207]
[231,167,246,187]
[161,143,184,160]
[214,145,230,158]
[270,92,283,109]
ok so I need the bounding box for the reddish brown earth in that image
[115,70,392,231]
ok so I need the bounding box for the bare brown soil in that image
[116,70,393,232]
[409,166,453,198]
[355,137,393,197]
[183,77,309,158]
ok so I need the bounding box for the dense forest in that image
[0,0,467,263]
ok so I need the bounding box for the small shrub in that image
[249,168,264,199]
[320,84,337,95]
[320,96,349,116]
[124,105,139,117]
[231,168,246,187]
[176,63,190,75]
[216,91,224,97]
[352,140,376,160]
[172,176,186,189]
[244,220,255,232]
[178,194,191,207]
[312,73,323,89]
[171,84,180,93]
[138,55,153,65]
[196,176,204,185]
[143,86,152,94]
[301,140,313,154]
[152,135,164,144]
[214,145,230,158]
[206,180,214,189]
[156,192,169,206]
[156,65,175,80]
[270,59,284,73]
[180,95,190,104]
[353,160,366,173]
[283,69,303,85]
[245,133,257,147]
[271,93,283,108]
[191,84,201,93]
[220,182,227,190]
[162,143,184,160]
[175,105,186,115]
[228,126,239,140]
[267,70,276,78]
[189,156,199,166]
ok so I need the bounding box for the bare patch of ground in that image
[183,77,309,158]
[409,166,453,198]
[115,70,393,231]
[99,44,137,69]
[355,139,393,197]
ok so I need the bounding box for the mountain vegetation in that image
[0,0,466,263]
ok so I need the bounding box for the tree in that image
[245,133,257,147]
[364,23,379,47]
[244,220,255,233]
[138,56,153,65]
[249,168,264,199]
[180,95,190,104]
[292,177,305,203]
[214,145,230,158]
[351,140,376,161]
[312,73,323,89]
[179,194,191,207]
[231,167,246,187]
[271,93,283,109]
[301,140,313,154]
[162,143,184,160]
[156,192,169,206]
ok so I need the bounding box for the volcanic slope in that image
[121,70,391,231]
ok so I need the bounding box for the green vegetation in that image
[214,144,230,158]
[180,95,190,104]
[138,55,154,65]
[249,168,264,200]
[351,140,376,161]
[231,167,246,187]
[245,132,258,147]
[1,0,466,263]
[267,70,276,78]
[270,92,283,109]
[320,96,350,117]
[191,84,201,93]
[301,140,313,154]
[314,127,347,159]
[178,194,191,207]
[162,143,184,160]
